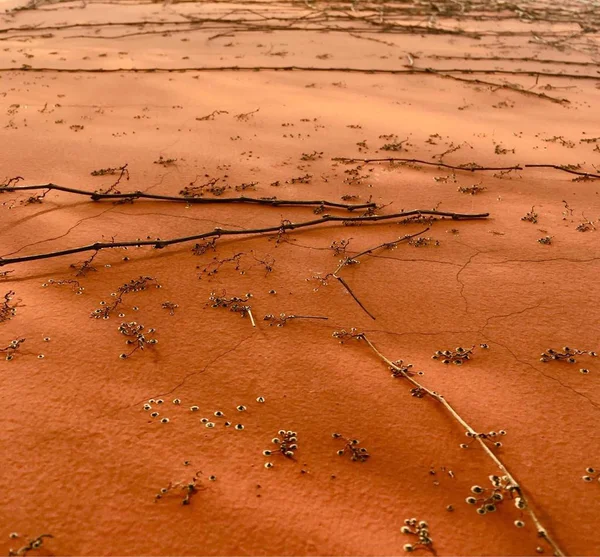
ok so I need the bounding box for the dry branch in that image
[0,182,376,211]
[333,158,600,179]
[0,210,489,268]
[343,332,564,557]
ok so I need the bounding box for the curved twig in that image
[0,210,489,268]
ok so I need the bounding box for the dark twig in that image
[334,158,600,180]
[311,229,430,320]
[524,164,600,180]
[0,182,376,211]
[8,534,53,556]
[333,157,522,172]
[0,212,488,268]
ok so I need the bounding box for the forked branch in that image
[0,210,489,268]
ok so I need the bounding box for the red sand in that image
[1,1,599,555]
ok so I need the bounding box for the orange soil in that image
[1,1,599,555]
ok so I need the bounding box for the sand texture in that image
[1,0,600,555]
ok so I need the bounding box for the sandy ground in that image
[1,1,600,555]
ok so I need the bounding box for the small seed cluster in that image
[161,301,179,315]
[91,276,160,319]
[1,290,18,322]
[460,429,506,450]
[401,518,433,553]
[208,292,255,325]
[458,184,485,195]
[332,328,364,343]
[154,470,217,505]
[42,278,85,294]
[432,346,475,365]
[582,467,600,483]
[332,433,370,462]
[263,430,298,467]
[2,337,26,361]
[8,534,53,556]
[465,474,525,524]
[539,346,597,363]
[538,235,552,245]
[118,322,157,358]
[263,313,328,327]
[521,207,538,224]
[408,237,440,247]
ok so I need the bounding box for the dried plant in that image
[0,210,489,269]
[263,430,298,467]
[408,236,440,247]
[332,330,564,556]
[460,430,507,450]
[8,534,53,556]
[330,238,352,255]
[400,519,434,553]
[154,470,215,505]
[1,290,18,322]
[192,238,218,256]
[537,236,553,245]
[521,206,538,224]
[117,321,158,359]
[91,276,160,319]
[309,230,430,320]
[208,292,255,327]
[263,313,328,327]
[162,301,179,315]
[42,278,85,294]
[539,347,597,363]
[1,337,26,361]
[198,253,244,278]
[458,184,486,195]
[331,433,370,462]
[432,346,476,365]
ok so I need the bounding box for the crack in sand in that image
[486,337,600,411]
[129,333,256,409]
[454,250,481,314]
[0,205,118,258]
[479,302,544,332]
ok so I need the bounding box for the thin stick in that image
[247,308,256,328]
[524,164,600,180]
[0,210,488,268]
[330,229,430,320]
[334,158,600,180]
[333,157,522,172]
[289,315,328,320]
[0,183,376,212]
[334,276,376,320]
[357,333,564,557]
[0,65,573,103]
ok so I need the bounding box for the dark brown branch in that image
[332,157,522,172]
[329,228,430,320]
[333,158,600,179]
[524,164,600,180]
[0,183,376,211]
[335,276,376,320]
[0,211,488,268]
[0,65,577,103]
